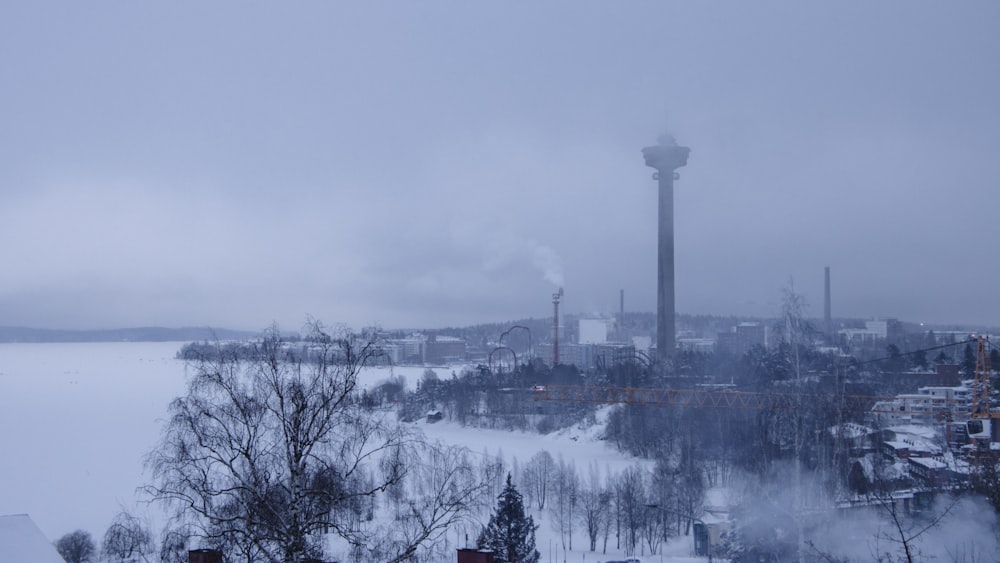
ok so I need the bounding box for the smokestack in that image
[552,287,563,366]
[824,266,832,341]
[643,134,690,362]
[620,289,625,342]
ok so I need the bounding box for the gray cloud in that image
[1,1,998,329]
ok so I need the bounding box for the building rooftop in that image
[0,514,65,563]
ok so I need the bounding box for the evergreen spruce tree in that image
[962,343,977,375]
[477,473,540,563]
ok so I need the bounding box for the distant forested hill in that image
[0,326,256,343]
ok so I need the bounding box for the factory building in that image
[716,322,767,356]
[382,333,466,365]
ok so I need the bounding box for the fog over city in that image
[2,2,999,331]
[6,5,1000,563]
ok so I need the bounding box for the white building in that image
[578,318,610,344]
[678,338,715,354]
[871,384,972,425]
[839,319,901,346]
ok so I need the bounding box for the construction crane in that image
[967,336,997,438]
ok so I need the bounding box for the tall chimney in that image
[619,289,625,342]
[824,266,832,342]
[643,134,690,361]
[552,287,563,365]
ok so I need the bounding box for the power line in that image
[851,338,978,368]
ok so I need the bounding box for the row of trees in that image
[55,513,156,563]
[496,448,705,558]
[395,361,591,433]
[493,438,998,562]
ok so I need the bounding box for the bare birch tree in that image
[369,443,492,563]
[547,455,578,552]
[522,450,554,510]
[145,322,411,563]
[101,512,152,563]
[578,463,608,552]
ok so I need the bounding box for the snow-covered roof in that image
[702,509,730,525]
[884,439,939,455]
[703,487,731,512]
[0,514,65,563]
[919,385,969,393]
[887,424,939,440]
[829,423,872,439]
[909,457,948,470]
[432,335,464,342]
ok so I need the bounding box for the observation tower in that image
[642,134,690,361]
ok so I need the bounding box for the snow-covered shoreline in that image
[0,342,703,562]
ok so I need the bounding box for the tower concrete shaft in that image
[642,135,690,361]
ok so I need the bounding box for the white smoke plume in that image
[479,229,564,288]
[531,243,564,287]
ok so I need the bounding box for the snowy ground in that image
[0,343,708,562]
[412,416,703,563]
[355,363,461,391]
[0,342,187,544]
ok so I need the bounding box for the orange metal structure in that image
[970,336,996,421]
[532,384,902,413]
[534,338,995,418]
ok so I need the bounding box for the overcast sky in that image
[2,2,998,331]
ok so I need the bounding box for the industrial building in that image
[716,322,767,356]
[838,318,903,346]
[382,333,467,365]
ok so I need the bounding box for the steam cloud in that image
[480,231,564,288]
[531,244,564,287]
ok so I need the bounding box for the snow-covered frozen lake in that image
[0,342,698,562]
[0,342,460,541]
[0,342,189,542]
